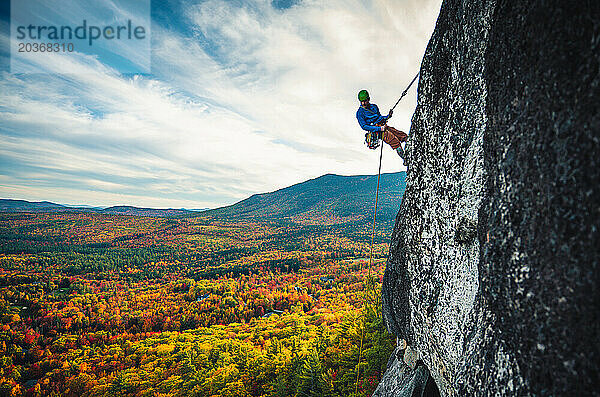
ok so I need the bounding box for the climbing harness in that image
[355,72,420,394]
[362,105,384,149]
[364,130,382,149]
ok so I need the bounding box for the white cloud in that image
[0,0,442,208]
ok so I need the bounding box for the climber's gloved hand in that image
[381,125,386,132]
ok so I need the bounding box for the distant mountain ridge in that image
[0,199,193,218]
[0,199,65,211]
[202,172,406,224]
[0,172,406,224]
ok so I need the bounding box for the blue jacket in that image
[356,103,389,133]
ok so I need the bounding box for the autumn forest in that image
[0,211,396,396]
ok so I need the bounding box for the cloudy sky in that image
[0,0,442,209]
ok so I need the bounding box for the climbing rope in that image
[366,141,384,297]
[355,72,419,395]
[390,72,420,112]
[355,139,384,395]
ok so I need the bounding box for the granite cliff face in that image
[376,0,599,396]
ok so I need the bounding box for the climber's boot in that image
[396,145,405,160]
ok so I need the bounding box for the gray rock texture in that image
[379,0,599,396]
[372,346,431,397]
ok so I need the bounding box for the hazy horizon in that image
[1,169,407,209]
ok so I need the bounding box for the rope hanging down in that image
[354,139,384,395]
[355,72,419,395]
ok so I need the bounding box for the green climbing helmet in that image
[358,89,369,101]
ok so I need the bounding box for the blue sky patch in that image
[271,0,300,10]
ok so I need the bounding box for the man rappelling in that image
[356,89,408,160]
